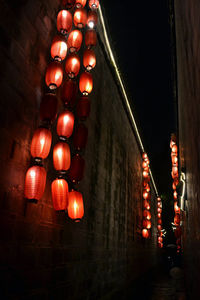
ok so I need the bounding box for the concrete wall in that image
[0,0,158,298]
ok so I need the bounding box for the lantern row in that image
[157,196,163,248]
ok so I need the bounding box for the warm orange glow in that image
[158,243,163,248]
[87,10,98,28]
[79,72,93,95]
[68,190,84,221]
[51,36,67,61]
[76,96,91,120]
[157,213,161,219]
[142,161,148,169]
[174,202,180,214]
[65,53,81,78]
[73,124,88,150]
[89,0,99,9]
[74,8,87,28]
[85,29,97,48]
[143,191,149,200]
[68,154,85,183]
[171,154,178,165]
[174,213,180,225]
[145,184,150,193]
[172,166,178,176]
[143,170,149,178]
[157,225,162,231]
[61,79,78,107]
[142,228,150,238]
[31,128,52,159]
[75,0,87,8]
[45,61,63,90]
[172,144,178,154]
[157,202,162,208]
[157,207,162,214]
[142,152,148,160]
[143,220,151,229]
[57,110,75,139]
[143,200,150,210]
[67,30,83,53]
[24,166,46,201]
[173,190,178,200]
[83,49,96,71]
[40,93,58,123]
[158,236,163,243]
[57,10,72,34]
[51,178,69,211]
[143,210,151,220]
[53,142,71,172]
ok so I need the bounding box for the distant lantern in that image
[172,166,178,176]
[68,154,85,183]
[143,191,149,200]
[142,161,148,169]
[158,219,162,225]
[142,229,150,239]
[76,96,91,120]
[87,10,98,28]
[57,110,75,139]
[73,124,88,150]
[68,190,84,221]
[143,220,151,229]
[172,182,176,190]
[173,190,178,200]
[143,210,151,220]
[65,53,81,78]
[75,0,87,8]
[145,184,150,193]
[85,29,97,48]
[157,207,162,214]
[174,227,182,239]
[89,0,99,9]
[158,236,163,243]
[31,128,52,160]
[79,72,93,95]
[24,166,46,202]
[142,152,148,160]
[40,93,58,123]
[172,144,178,154]
[51,178,69,211]
[157,202,162,208]
[174,213,180,225]
[143,200,150,210]
[61,79,78,107]
[67,30,83,53]
[53,142,71,172]
[51,35,67,61]
[45,61,63,90]
[174,202,180,214]
[57,10,72,35]
[83,49,96,71]
[157,213,161,219]
[172,154,178,165]
[143,170,149,178]
[62,0,75,9]
[157,225,162,231]
[74,8,87,28]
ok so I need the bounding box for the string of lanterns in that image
[24,0,100,222]
[157,196,163,248]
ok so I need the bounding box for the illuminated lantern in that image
[83,49,96,71]
[53,142,71,172]
[145,184,150,193]
[158,219,162,225]
[172,144,178,154]
[76,96,91,120]
[142,161,148,169]
[143,166,149,173]
[157,197,161,201]
[73,124,88,150]
[87,10,98,28]
[62,0,75,9]
[172,154,178,165]
[89,0,99,10]
[174,202,180,214]
[51,36,67,61]
[157,207,162,214]
[79,72,93,95]
[143,170,149,178]
[142,152,148,160]
[61,79,78,107]
[143,220,151,229]
[143,200,150,210]
[40,93,58,123]
[31,128,52,159]
[51,178,69,211]
[85,29,97,48]
[158,236,163,243]
[57,10,72,35]
[45,61,63,90]
[172,182,176,190]
[74,8,87,28]
[68,154,85,183]
[143,210,151,220]
[57,111,75,139]
[142,229,150,239]
[143,191,149,200]
[157,202,162,208]
[158,243,163,248]
[174,213,180,225]
[157,213,161,219]
[173,190,178,200]
[65,53,81,78]
[172,166,178,177]
[75,0,86,8]
[68,190,84,221]
[67,30,83,53]
[157,225,162,231]
[24,166,46,202]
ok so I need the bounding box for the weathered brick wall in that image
[0,1,158,298]
[174,0,200,298]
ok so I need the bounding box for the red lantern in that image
[57,111,75,139]
[174,227,182,239]
[143,170,149,178]
[83,49,96,71]
[51,178,69,211]
[143,200,150,210]
[89,0,99,9]
[87,10,98,28]
[172,182,176,190]
[172,144,178,154]
[157,202,162,208]
[143,191,149,200]
[68,190,84,221]
[62,0,75,9]
[40,93,58,123]
[172,154,178,165]
[158,219,162,225]
[85,29,97,48]
[157,213,161,219]
[61,79,78,107]
[172,166,178,177]
[67,30,83,53]
[51,35,67,61]
[45,61,63,90]
[144,184,150,193]
[57,10,72,35]
[143,220,151,229]
[158,236,163,243]
[157,225,162,231]
[142,161,148,169]
[53,142,71,172]
[142,152,148,160]
[173,190,178,200]
[68,154,85,183]
[65,53,81,78]
[73,124,88,150]
[157,207,162,214]
[76,96,91,120]
[158,243,163,248]
[174,213,180,225]
[174,202,180,214]
[31,128,52,159]
[143,210,151,220]
[142,229,150,239]
[74,8,87,28]
[75,0,86,8]
[24,166,46,202]
[79,72,93,95]
[157,197,161,201]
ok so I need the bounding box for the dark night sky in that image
[101,0,176,200]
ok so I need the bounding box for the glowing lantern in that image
[85,29,97,48]
[157,213,161,219]
[143,170,149,178]
[31,128,52,159]
[83,49,96,71]
[172,166,178,177]
[143,200,150,210]
[74,8,87,28]
[172,182,176,190]
[143,220,151,229]
[24,166,46,202]
[157,225,162,231]
[158,243,163,248]
[75,0,86,8]
[61,79,78,107]
[68,190,84,221]
[62,0,75,9]
[157,202,162,208]
[172,154,178,165]
[53,142,71,172]
[142,161,148,169]
[172,144,178,154]
[87,10,98,28]
[51,178,69,211]
[157,197,161,201]
[173,190,178,200]
[157,207,162,214]
[40,94,58,123]
[79,72,93,95]
[174,213,180,225]
[67,30,83,53]
[158,219,162,225]
[45,61,63,90]
[158,236,163,243]
[142,153,148,160]
[57,111,75,139]
[73,124,88,150]
[142,229,150,239]
[143,210,151,220]
[145,184,150,193]
[174,202,180,214]
[143,191,149,200]
[76,96,91,120]
[89,0,99,9]
[65,53,81,78]
[51,36,67,61]
[57,10,72,35]
[68,154,85,183]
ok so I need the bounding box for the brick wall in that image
[0,0,158,298]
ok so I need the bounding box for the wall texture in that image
[0,0,158,299]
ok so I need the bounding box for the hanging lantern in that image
[143,210,151,220]
[142,161,148,169]
[76,96,91,120]
[143,220,151,229]
[174,202,180,214]
[142,152,148,160]
[40,93,58,123]
[157,207,162,214]
[61,79,78,107]
[85,29,97,48]
[73,124,88,150]
[144,183,150,193]
[75,0,86,8]
[158,243,163,248]
[51,178,69,211]
[142,229,150,239]
[65,53,81,78]
[67,30,83,53]
[157,213,161,219]
[143,191,149,200]
[68,154,85,183]
[174,227,181,239]
[173,190,178,200]
[62,0,75,9]
[51,35,67,61]
[158,219,162,225]
[87,10,98,29]
[24,166,46,202]
[45,61,63,90]
[57,110,75,139]
[83,49,96,71]
[143,200,150,210]
[79,72,93,95]
[172,181,177,190]
[157,197,161,201]
[30,128,52,159]
[88,0,99,10]
[158,236,163,243]
[73,8,87,28]
[53,142,71,172]
[172,144,178,154]
[57,10,72,35]
[157,202,162,208]
[172,155,178,166]
[68,190,84,221]
[174,213,180,225]
[143,170,149,178]
[172,166,178,176]
[157,225,162,231]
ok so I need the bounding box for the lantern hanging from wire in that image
[57,10,73,35]
[45,61,63,90]
[68,190,84,221]
[51,35,67,61]
[57,110,75,139]
[31,128,52,160]
[24,166,46,202]
[51,178,69,211]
